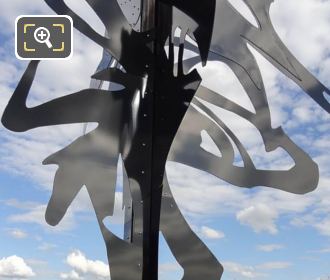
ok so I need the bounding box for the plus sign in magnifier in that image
[16,15,73,60]
[34,27,53,49]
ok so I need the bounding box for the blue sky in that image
[0,0,330,279]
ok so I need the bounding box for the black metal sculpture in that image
[2,0,329,279]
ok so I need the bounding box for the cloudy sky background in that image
[0,0,329,279]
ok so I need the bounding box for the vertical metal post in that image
[141,0,156,31]
[140,0,159,279]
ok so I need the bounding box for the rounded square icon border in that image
[15,15,73,61]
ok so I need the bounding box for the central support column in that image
[140,0,159,279]
[141,0,156,31]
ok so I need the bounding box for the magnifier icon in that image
[34,27,53,49]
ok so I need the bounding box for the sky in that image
[0,0,329,279]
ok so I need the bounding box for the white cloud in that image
[270,0,330,69]
[200,226,225,240]
[4,186,106,233]
[167,161,321,236]
[257,244,284,252]
[291,213,330,237]
[223,260,292,279]
[60,270,82,280]
[257,262,291,270]
[315,247,330,254]
[166,162,248,218]
[317,275,330,280]
[159,262,182,273]
[66,250,109,279]
[159,262,183,280]
[223,262,266,279]
[236,204,278,234]
[7,229,28,239]
[315,218,330,237]
[0,255,35,279]
[7,202,75,232]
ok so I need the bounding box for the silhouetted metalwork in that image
[2,0,329,279]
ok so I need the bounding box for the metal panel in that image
[160,172,223,279]
[169,86,319,194]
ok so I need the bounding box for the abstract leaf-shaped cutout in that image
[43,131,120,226]
[44,164,84,226]
[197,99,296,170]
[160,173,223,279]
[169,89,319,194]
